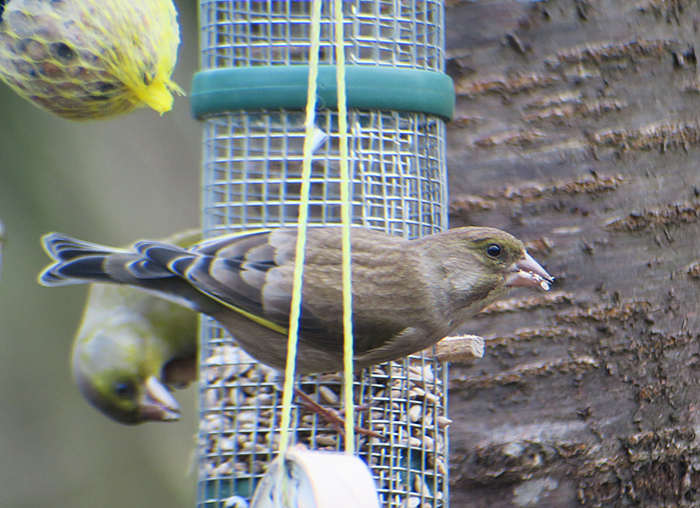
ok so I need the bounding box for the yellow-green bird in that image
[40,226,553,377]
[69,230,200,424]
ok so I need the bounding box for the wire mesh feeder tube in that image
[194,2,454,508]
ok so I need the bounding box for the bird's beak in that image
[138,376,181,422]
[505,252,554,290]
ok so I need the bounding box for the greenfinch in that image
[68,230,199,424]
[0,0,182,119]
[40,226,553,375]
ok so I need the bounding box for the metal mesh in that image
[198,326,449,508]
[200,1,444,70]
[202,110,445,238]
[198,1,449,507]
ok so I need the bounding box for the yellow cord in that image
[333,0,355,455]
[277,0,323,458]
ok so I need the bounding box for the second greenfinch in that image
[69,230,200,424]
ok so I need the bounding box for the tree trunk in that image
[444,1,700,506]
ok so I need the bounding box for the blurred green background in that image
[0,1,202,507]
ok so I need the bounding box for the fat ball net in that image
[192,1,454,507]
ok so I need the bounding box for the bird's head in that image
[424,227,553,305]
[72,323,180,425]
[462,228,552,289]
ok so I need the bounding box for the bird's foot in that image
[294,388,383,439]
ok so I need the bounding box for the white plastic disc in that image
[251,447,380,508]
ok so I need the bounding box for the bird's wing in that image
[136,229,333,340]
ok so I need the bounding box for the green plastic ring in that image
[190,66,455,121]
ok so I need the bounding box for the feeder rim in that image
[190,65,455,121]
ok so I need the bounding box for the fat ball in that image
[0,0,182,119]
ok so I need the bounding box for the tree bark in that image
[444,1,700,506]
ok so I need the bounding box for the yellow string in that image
[333,0,355,454]
[277,0,323,458]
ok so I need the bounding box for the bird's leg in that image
[294,388,383,438]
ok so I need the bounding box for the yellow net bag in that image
[0,0,182,120]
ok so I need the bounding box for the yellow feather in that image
[200,289,289,336]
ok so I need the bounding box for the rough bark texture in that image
[444,1,700,506]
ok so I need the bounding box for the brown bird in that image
[39,226,553,375]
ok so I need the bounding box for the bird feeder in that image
[192,1,454,507]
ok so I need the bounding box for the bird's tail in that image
[39,233,215,314]
[39,233,183,287]
[40,233,129,286]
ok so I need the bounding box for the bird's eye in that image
[486,244,502,258]
[114,382,135,399]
